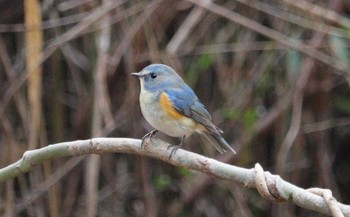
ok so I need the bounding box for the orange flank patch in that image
[160,92,184,119]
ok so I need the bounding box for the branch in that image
[0,138,349,216]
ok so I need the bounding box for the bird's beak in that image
[131,72,142,77]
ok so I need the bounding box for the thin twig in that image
[85,2,113,216]
[186,0,348,74]
[282,0,350,29]
[276,0,345,173]
[166,0,212,54]
[0,0,127,124]
[236,0,350,39]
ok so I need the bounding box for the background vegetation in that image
[0,0,350,216]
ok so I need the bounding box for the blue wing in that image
[164,85,208,115]
[164,85,222,133]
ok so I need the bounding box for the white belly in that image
[139,89,196,137]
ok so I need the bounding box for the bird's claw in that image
[141,130,158,148]
[167,135,185,159]
[167,144,180,159]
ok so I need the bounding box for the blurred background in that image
[1,0,350,216]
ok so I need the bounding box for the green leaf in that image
[222,108,241,120]
[153,174,172,191]
[185,54,215,86]
[178,167,192,178]
[244,108,258,129]
[198,54,215,71]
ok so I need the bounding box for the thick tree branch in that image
[0,137,349,216]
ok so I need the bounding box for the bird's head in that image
[132,64,184,93]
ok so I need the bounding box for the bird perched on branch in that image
[132,64,236,158]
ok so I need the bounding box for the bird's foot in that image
[167,135,185,159]
[141,130,158,148]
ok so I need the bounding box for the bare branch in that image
[0,137,349,216]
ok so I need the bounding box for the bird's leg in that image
[168,135,185,159]
[141,130,158,148]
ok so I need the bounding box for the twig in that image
[15,157,85,214]
[236,0,350,39]
[86,3,113,216]
[186,0,348,74]
[0,0,127,124]
[303,118,350,133]
[107,0,161,72]
[282,0,350,29]
[166,0,212,54]
[0,137,349,216]
[276,0,344,173]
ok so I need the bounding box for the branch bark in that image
[0,137,349,216]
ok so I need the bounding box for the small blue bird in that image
[132,64,236,157]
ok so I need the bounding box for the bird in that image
[132,64,236,158]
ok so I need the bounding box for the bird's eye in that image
[150,73,157,79]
